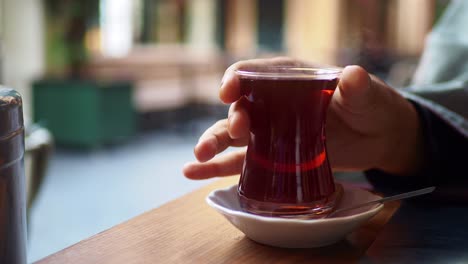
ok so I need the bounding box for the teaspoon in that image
[326,186,436,218]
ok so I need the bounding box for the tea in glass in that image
[236,67,341,218]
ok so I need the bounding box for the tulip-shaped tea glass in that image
[236,66,342,218]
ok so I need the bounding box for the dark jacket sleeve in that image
[365,100,468,201]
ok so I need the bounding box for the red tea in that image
[237,68,340,217]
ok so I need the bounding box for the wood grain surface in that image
[36,176,400,264]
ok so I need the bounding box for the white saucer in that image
[206,184,383,248]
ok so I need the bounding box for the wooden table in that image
[36,176,400,264]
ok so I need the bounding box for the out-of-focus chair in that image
[85,45,226,113]
[25,124,53,212]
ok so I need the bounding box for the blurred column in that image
[257,0,284,53]
[155,0,183,43]
[387,0,435,56]
[215,0,226,50]
[225,0,257,57]
[285,0,341,65]
[101,0,135,57]
[0,0,3,83]
[140,0,158,43]
[186,0,217,52]
[2,0,45,118]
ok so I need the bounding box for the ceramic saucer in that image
[206,184,383,248]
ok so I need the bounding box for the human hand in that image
[183,57,423,179]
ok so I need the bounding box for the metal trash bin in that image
[0,87,27,264]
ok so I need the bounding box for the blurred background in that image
[0,0,449,262]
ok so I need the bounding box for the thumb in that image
[335,65,377,113]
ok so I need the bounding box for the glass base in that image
[238,184,343,219]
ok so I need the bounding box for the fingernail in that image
[227,116,232,133]
[221,74,226,86]
[201,135,218,151]
[227,115,237,139]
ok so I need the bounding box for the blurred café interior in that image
[0,0,448,261]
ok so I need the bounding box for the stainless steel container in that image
[0,87,26,264]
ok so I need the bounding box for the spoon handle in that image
[327,186,436,218]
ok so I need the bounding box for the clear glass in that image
[236,66,342,218]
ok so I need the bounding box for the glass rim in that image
[235,66,342,80]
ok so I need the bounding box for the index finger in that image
[219,57,301,103]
